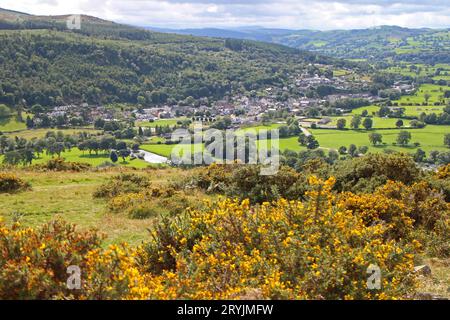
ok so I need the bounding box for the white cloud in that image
[1,0,449,29]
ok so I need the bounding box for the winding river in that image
[138,150,168,164]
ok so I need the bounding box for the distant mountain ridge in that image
[146,25,450,63]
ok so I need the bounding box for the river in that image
[138,150,168,164]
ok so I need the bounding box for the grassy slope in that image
[0,168,192,245]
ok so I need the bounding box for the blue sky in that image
[2,0,450,30]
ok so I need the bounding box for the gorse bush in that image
[108,185,202,219]
[34,159,92,172]
[427,164,450,202]
[0,219,102,299]
[0,177,424,299]
[186,163,309,203]
[137,177,420,299]
[0,172,31,193]
[93,173,151,199]
[332,153,420,193]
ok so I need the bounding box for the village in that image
[35,67,414,130]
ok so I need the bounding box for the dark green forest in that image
[0,11,333,109]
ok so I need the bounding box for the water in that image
[137,150,168,164]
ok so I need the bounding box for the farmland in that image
[311,125,449,154]
[0,147,151,168]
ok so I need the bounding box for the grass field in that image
[0,168,194,245]
[0,147,151,169]
[328,116,402,129]
[351,105,380,116]
[311,125,450,153]
[394,84,449,108]
[141,143,205,158]
[136,118,187,128]
[5,128,102,139]
[0,115,28,132]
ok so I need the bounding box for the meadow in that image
[135,117,187,128]
[0,147,151,169]
[394,84,449,106]
[311,125,449,153]
[0,114,29,132]
[0,167,193,246]
[4,128,102,140]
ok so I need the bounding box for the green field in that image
[351,105,380,116]
[311,125,450,154]
[136,118,187,128]
[394,84,449,107]
[0,115,28,132]
[5,128,102,140]
[329,116,402,129]
[0,147,150,168]
[141,143,205,158]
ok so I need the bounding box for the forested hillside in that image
[0,9,335,109]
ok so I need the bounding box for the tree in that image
[444,90,450,99]
[26,116,34,129]
[348,144,358,157]
[396,131,412,146]
[116,141,127,150]
[3,150,22,165]
[119,149,131,162]
[378,106,391,118]
[298,133,307,146]
[444,133,450,148]
[278,126,290,138]
[336,118,346,130]
[395,119,404,128]
[338,146,347,155]
[110,150,118,163]
[94,118,105,129]
[359,146,369,155]
[368,133,383,145]
[23,148,35,165]
[306,136,319,150]
[362,118,373,130]
[413,149,426,162]
[0,104,10,119]
[424,93,431,105]
[350,115,361,129]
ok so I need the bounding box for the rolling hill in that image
[0,7,341,109]
[153,25,450,64]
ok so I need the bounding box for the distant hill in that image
[150,25,450,64]
[0,7,345,108]
[146,26,292,43]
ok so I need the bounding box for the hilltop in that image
[0,7,350,109]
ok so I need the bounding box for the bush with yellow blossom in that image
[138,176,420,299]
[0,172,31,193]
[0,176,427,299]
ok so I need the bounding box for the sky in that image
[1,0,450,30]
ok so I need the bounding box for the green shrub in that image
[35,158,92,172]
[93,173,151,198]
